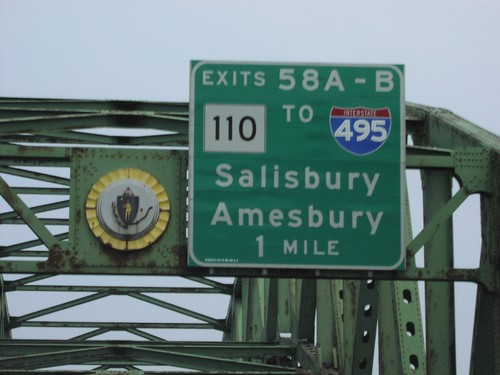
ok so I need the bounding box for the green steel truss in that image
[0,98,498,374]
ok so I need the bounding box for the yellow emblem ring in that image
[85,168,170,250]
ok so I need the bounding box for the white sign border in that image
[188,61,406,270]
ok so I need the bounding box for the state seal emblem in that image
[116,187,140,226]
[85,168,170,251]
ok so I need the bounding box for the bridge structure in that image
[0,97,498,374]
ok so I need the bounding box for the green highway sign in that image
[188,61,405,270]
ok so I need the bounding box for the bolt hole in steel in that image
[364,304,372,317]
[406,321,416,336]
[361,330,370,343]
[409,354,419,369]
[402,289,412,303]
[358,358,367,369]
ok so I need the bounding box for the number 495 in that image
[334,119,388,142]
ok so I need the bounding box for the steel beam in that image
[0,99,498,374]
[0,277,11,339]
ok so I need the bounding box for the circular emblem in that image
[85,169,170,250]
[330,107,391,156]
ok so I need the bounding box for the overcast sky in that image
[0,0,498,373]
[1,0,499,135]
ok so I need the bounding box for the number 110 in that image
[213,115,257,142]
